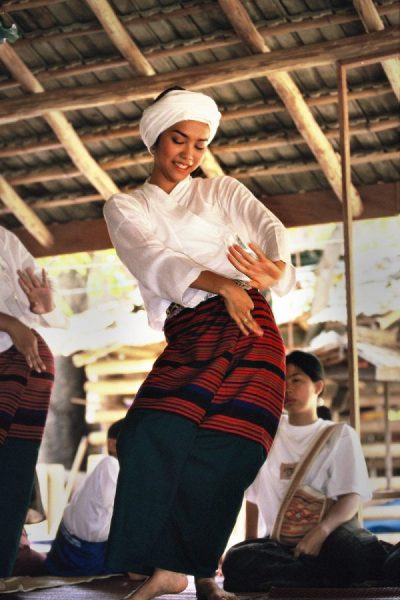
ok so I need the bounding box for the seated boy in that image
[44,419,123,576]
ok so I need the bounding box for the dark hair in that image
[286,350,324,382]
[107,419,124,441]
[316,405,332,420]
[153,85,186,104]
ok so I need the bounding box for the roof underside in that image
[0,0,399,255]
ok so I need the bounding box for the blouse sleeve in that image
[217,177,296,296]
[104,193,205,307]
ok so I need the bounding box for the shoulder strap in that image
[271,423,343,539]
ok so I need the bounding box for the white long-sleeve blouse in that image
[104,175,296,330]
[0,226,63,353]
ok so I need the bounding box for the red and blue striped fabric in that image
[132,289,285,453]
[0,334,54,445]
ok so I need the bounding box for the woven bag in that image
[271,424,342,546]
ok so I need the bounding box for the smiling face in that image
[284,363,323,425]
[149,120,209,193]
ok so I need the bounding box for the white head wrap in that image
[139,89,221,153]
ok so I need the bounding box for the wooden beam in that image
[353,0,400,101]
[338,62,360,433]
[4,139,400,189]
[218,0,362,216]
[1,0,63,11]
[4,117,399,187]
[0,84,393,160]
[9,182,399,257]
[13,218,112,257]
[10,2,398,48]
[262,183,400,228]
[5,3,397,90]
[85,0,154,77]
[0,175,53,247]
[0,43,118,200]
[85,0,222,179]
[0,28,397,125]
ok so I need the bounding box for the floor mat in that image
[268,587,400,599]
[0,573,118,595]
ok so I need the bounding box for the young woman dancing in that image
[103,87,296,600]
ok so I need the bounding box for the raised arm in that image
[18,267,55,314]
[217,177,296,296]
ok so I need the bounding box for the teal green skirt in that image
[106,410,265,577]
[0,438,40,576]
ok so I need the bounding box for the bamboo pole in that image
[218,0,363,215]
[337,62,360,434]
[0,175,53,247]
[0,43,118,200]
[353,0,400,101]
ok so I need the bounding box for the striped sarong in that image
[132,289,285,453]
[0,333,54,445]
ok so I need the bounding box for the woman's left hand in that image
[17,267,55,314]
[227,242,284,290]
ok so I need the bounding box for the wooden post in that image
[384,382,393,490]
[337,63,360,434]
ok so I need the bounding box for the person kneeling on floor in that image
[222,350,397,591]
[44,420,124,576]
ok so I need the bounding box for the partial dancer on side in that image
[0,226,58,577]
[103,87,296,600]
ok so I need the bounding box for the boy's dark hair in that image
[107,419,124,441]
[153,85,186,103]
[286,350,324,382]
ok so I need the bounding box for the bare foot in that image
[123,568,187,600]
[195,577,239,600]
[128,572,148,581]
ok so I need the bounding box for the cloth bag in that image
[271,424,341,546]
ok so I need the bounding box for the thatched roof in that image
[0,0,398,256]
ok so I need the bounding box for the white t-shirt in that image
[246,415,372,537]
[63,456,119,543]
[0,226,63,352]
[104,175,296,330]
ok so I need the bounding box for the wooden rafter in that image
[218,0,364,215]
[353,0,400,101]
[4,117,399,187]
[0,84,393,160]
[0,175,53,247]
[0,43,118,200]
[7,2,398,75]
[84,0,223,178]
[2,146,399,199]
[6,3,399,94]
[0,28,397,126]
[1,0,63,11]
[85,0,154,77]
[10,181,399,258]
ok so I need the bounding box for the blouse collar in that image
[143,176,192,203]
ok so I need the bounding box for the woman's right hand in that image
[220,281,263,337]
[9,320,46,372]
